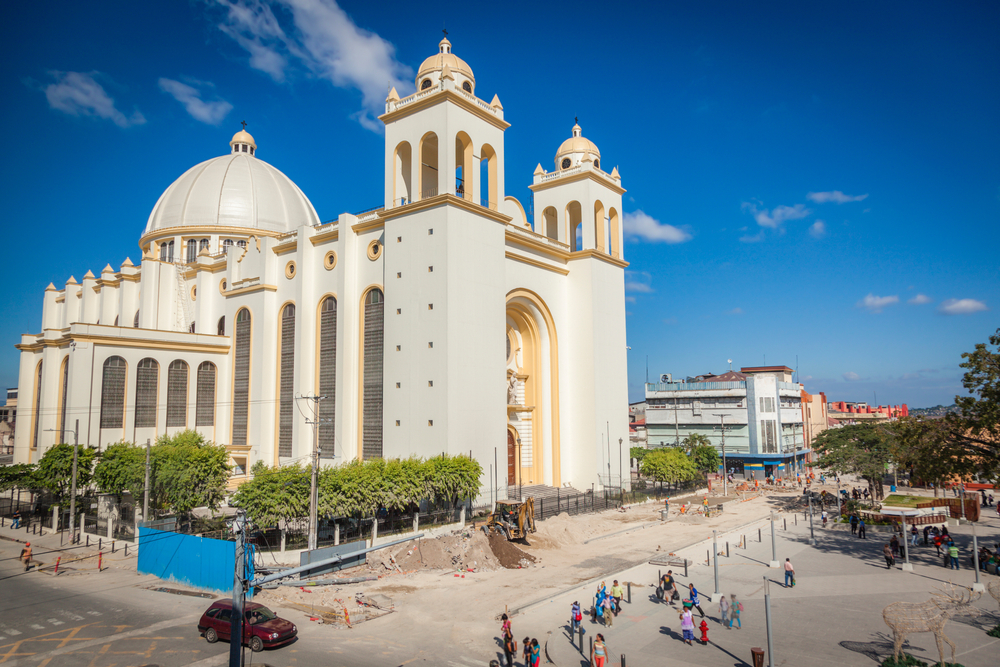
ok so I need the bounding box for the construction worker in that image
[20,542,32,571]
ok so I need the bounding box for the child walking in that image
[728,594,742,629]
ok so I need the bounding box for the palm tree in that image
[681,433,711,454]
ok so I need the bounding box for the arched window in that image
[58,358,69,437]
[393,141,412,205]
[223,239,234,254]
[135,358,159,428]
[133,311,140,328]
[31,361,43,449]
[609,207,621,259]
[455,132,473,200]
[318,297,337,458]
[217,316,225,336]
[543,207,558,241]
[186,239,198,263]
[418,132,438,200]
[99,356,126,429]
[566,201,583,251]
[237,240,247,250]
[278,303,296,458]
[361,288,384,459]
[166,360,188,428]
[480,143,497,209]
[231,308,251,447]
[159,240,175,262]
[594,200,607,253]
[199,238,210,252]
[195,362,217,427]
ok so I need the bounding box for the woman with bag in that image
[570,601,582,633]
[591,634,608,667]
[728,594,742,629]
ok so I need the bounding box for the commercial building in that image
[644,366,810,478]
[12,37,629,495]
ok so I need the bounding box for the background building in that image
[12,38,630,497]
[644,366,809,478]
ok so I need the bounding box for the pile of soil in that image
[487,531,537,569]
[383,530,501,573]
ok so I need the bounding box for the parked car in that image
[197,600,297,651]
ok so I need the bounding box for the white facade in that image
[13,38,630,496]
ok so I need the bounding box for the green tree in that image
[640,447,698,489]
[812,423,892,500]
[681,433,711,453]
[150,430,231,514]
[629,447,648,464]
[424,454,482,508]
[939,328,1000,482]
[231,462,310,528]
[93,441,147,501]
[690,444,721,474]
[0,463,37,492]
[33,443,97,502]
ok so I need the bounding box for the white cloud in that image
[726,307,744,315]
[807,191,869,204]
[857,293,899,313]
[159,78,233,125]
[809,220,826,238]
[939,298,987,315]
[44,71,145,127]
[908,294,932,305]
[843,371,860,381]
[741,201,811,229]
[624,271,654,293]
[739,230,765,243]
[622,210,692,244]
[214,0,413,131]
[624,296,636,304]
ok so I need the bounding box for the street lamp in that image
[618,437,623,492]
[44,420,79,542]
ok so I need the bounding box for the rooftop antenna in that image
[795,354,799,383]
[645,355,648,384]
[728,358,733,371]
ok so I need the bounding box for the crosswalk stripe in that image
[30,624,44,630]
[5,629,21,636]
[87,611,102,616]
[48,619,64,626]
[60,611,84,621]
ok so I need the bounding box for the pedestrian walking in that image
[728,594,742,629]
[687,583,705,617]
[529,639,540,667]
[601,595,614,627]
[522,637,531,667]
[783,558,795,587]
[923,525,930,546]
[591,634,608,667]
[500,613,511,639]
[890,534,899,557]
[660,570,679,605]
[883,543,895,569]
[12,509,21,529]
[911,524,919,546]
[718,592,730,627]
[501,630,516,667]
[570,601,582,634]
[611,580,623,615]
[858,517,867,539]
[850,514,858,535]
[821,510,828,527]
[948,541,960,570]
[679,602,695,645]
[20,542,32,571]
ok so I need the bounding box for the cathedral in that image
[14,37,630,497]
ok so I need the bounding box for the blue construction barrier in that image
[138,527,235,593]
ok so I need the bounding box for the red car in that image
[198,600,297,652]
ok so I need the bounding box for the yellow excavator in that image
[485,498,536,541]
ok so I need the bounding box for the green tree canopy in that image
[0,463,37,493]
[231,462,310,528]
[640,447,698,487]
[149,430,231,514]
[812,423,892,500]
[33,443,97,501]
[681,433,711,453]
[93,441,147,501]
[629,447,648,463]
[690,444,721,474]
[424,454,482,508]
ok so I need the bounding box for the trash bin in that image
[660,510,668,521]
[751,647,765,667]
[890,485,897,493]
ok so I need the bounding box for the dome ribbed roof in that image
[416,37,475,86]
[143,139,319,236]
[556,123,601,160]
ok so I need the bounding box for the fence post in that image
[784,518,787,531]
[333,523,339,546]
[52,505,59,535]
[413,513,419,534]
[541,498,544,519]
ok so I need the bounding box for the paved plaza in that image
[525,509,1000,667]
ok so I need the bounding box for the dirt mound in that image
[487,531,537,569]
[385,530,500,573]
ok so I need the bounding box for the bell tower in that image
[374,37,511,468]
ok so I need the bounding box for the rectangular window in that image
[397,272,401,278]
[396,420,400,426]
[428,381,433,387]
[428,229,433,235]
[428,266,433,272]
[396,382,401,388]
[428,304,433,310]
[396,345,401,351]
[759,396,775,413]
[397,308,401,314]
[397,236,402,242]
[762,420,777,453]
[428,342,433,348]
[428,420,433,426]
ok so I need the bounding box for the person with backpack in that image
[850,514,858,535]
[522,637,531,667]
[728,594,742,629]
[858,517,867,539]
[12,509,21,529]
[718,593,730,627]
[948,541,960,570]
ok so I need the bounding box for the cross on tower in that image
[241,120,247,130]
[574,116,578,125]
[442,28,448,37]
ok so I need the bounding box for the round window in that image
[561,158,571,169]
[219,279,228,294]
[285,261,296,279]
[367,240,382,261]
[421,79,432,90]
[462,81,472,93]
[324,250,337,271]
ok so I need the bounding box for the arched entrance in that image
[506,289,561,487]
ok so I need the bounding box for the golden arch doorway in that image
[507,428,516,485]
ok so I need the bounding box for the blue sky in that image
[1,1,997,409]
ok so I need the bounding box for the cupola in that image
[230,126,257,156]
[415,35,476,96]
[554,122,601,171]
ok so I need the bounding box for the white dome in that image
[143,144,319,237]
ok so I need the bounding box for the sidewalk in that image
[0,518,136,574]
[537,509,1000,667]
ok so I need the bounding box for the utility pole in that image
[299,395,329,553]
[618,437,623,491]
[143,438,151,524]
[230,511,246,667]
[45,420,79,542]
[711,414,731,497]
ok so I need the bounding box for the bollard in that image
[707,549,710,566]
[621,655,626,667]
[627,582,632,604]
[54,556,61,575]
[784,518,787,531]
[727,542,730,557]
[758,528,761,542]
[684,559,688,578]
[579,626,585,652]
[99,538,102,551]
[112,541,116,554]
[795,514,798,525]
[98,551,103,572]
[86,535,90,547]
[125,543,129,557]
